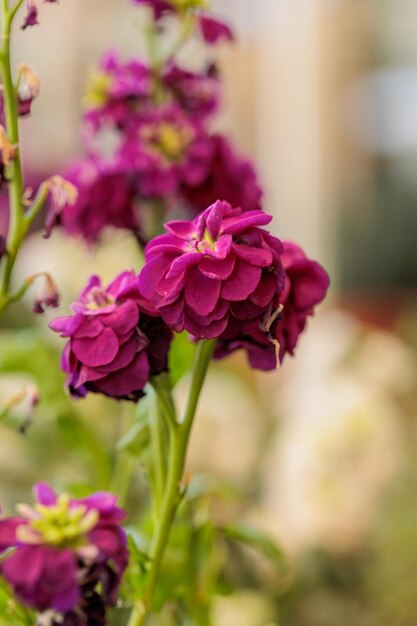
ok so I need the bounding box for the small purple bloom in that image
[49,271,172,401]
[0,484,128,621]
[138,200,285,339]
[21,0,38,29]
[57,157,139,244]
[215,241,330,369]
[197,13,234,45]
[181,133,263,215]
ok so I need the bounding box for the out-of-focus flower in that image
[21,0,38,29]
[197,13,234,45]
[32,272,60,314]
[0,66,41,124]
[120,104,213,197]
[0,483,128,622]
[163,63,220,121]
[139,200,285,340]
[83,50,152,133]
[44,175,78,239]
[57,158,138,244]
[181,134,263,215]
[216,241,329,370]
[50,271,172,401]
[0,126,18,167]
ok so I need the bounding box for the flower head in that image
[0,483,128,621]
[50,271,172,401]
[181,134,263,215]
[138,200,285,339]
[215,241,330,369]
[163,63,220,121]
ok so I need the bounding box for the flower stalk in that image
[129,339,216,626]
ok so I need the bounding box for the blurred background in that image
[1,1,417,625]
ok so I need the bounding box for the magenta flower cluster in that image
[47,5,261,245]
[50,271,172,401]
[0,483,128,625]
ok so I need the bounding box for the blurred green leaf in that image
[221,523,287,572]
[169,332,195,387]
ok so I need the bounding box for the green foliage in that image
[222,523,287,573]
[168,332,196,387]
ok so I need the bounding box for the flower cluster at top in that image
[50,200,329,401]
[45,1,261,244]
[0,483,128,625]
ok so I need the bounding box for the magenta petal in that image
[184,311,228,340]
[198,254,235,280]
[292,262,330,310]
[165,220,197,240]
[165,251,203,280]
[221,261,261,301]
[138,256,171,301]
[33,483,57,506]
[221,210,272,235]
[0,517,23,550]
[73,318,103,339]
[95,351,149,397]
[184,268,221,316]
[101,300,139,334]
[72,327,119,367]
[249,273,278,307]
[232,242,273,267]
[96,335,142,374]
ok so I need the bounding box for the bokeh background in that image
[1,1,417,625]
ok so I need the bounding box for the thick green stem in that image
[0,2,25,311]
[128,340,216,626]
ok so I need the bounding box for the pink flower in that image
[138,200,285,339]
[0,484,128,622]
[50,272,172,401]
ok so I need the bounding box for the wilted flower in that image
[32,272,60,314]
[120,104,213,197]
[0,126,18,167]
[181,133,262,215]
[58,158,139,243]
[132,0,206,19]
[197,13,234,45]
[0,483,128,622]
[21,0,38,29]
[138,200,285,339]
[44,175,78,238]
[215,241,330,369]
[50,271,172,401]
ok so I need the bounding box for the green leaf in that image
[117,397,150,457]
[221,523,287,572]
[169,332,196,387]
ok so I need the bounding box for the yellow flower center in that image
[83,72,113,108]
[141,121,194,162]
[16,494,99,549]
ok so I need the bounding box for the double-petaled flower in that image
[0,483,128,625]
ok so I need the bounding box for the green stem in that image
[128,340,216,626]
[0,2,25,312]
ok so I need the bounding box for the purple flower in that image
[120,104,213,197]
[21,0,38,29]
[215,241,330,369]
[49,271,172,401]
[56,158,139,243]
[163,63,220,121]
[138,200,285,339]
[181,134,263,215]
[83,50,152,133]
[0,483,128,621]
[197,14,234,45]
